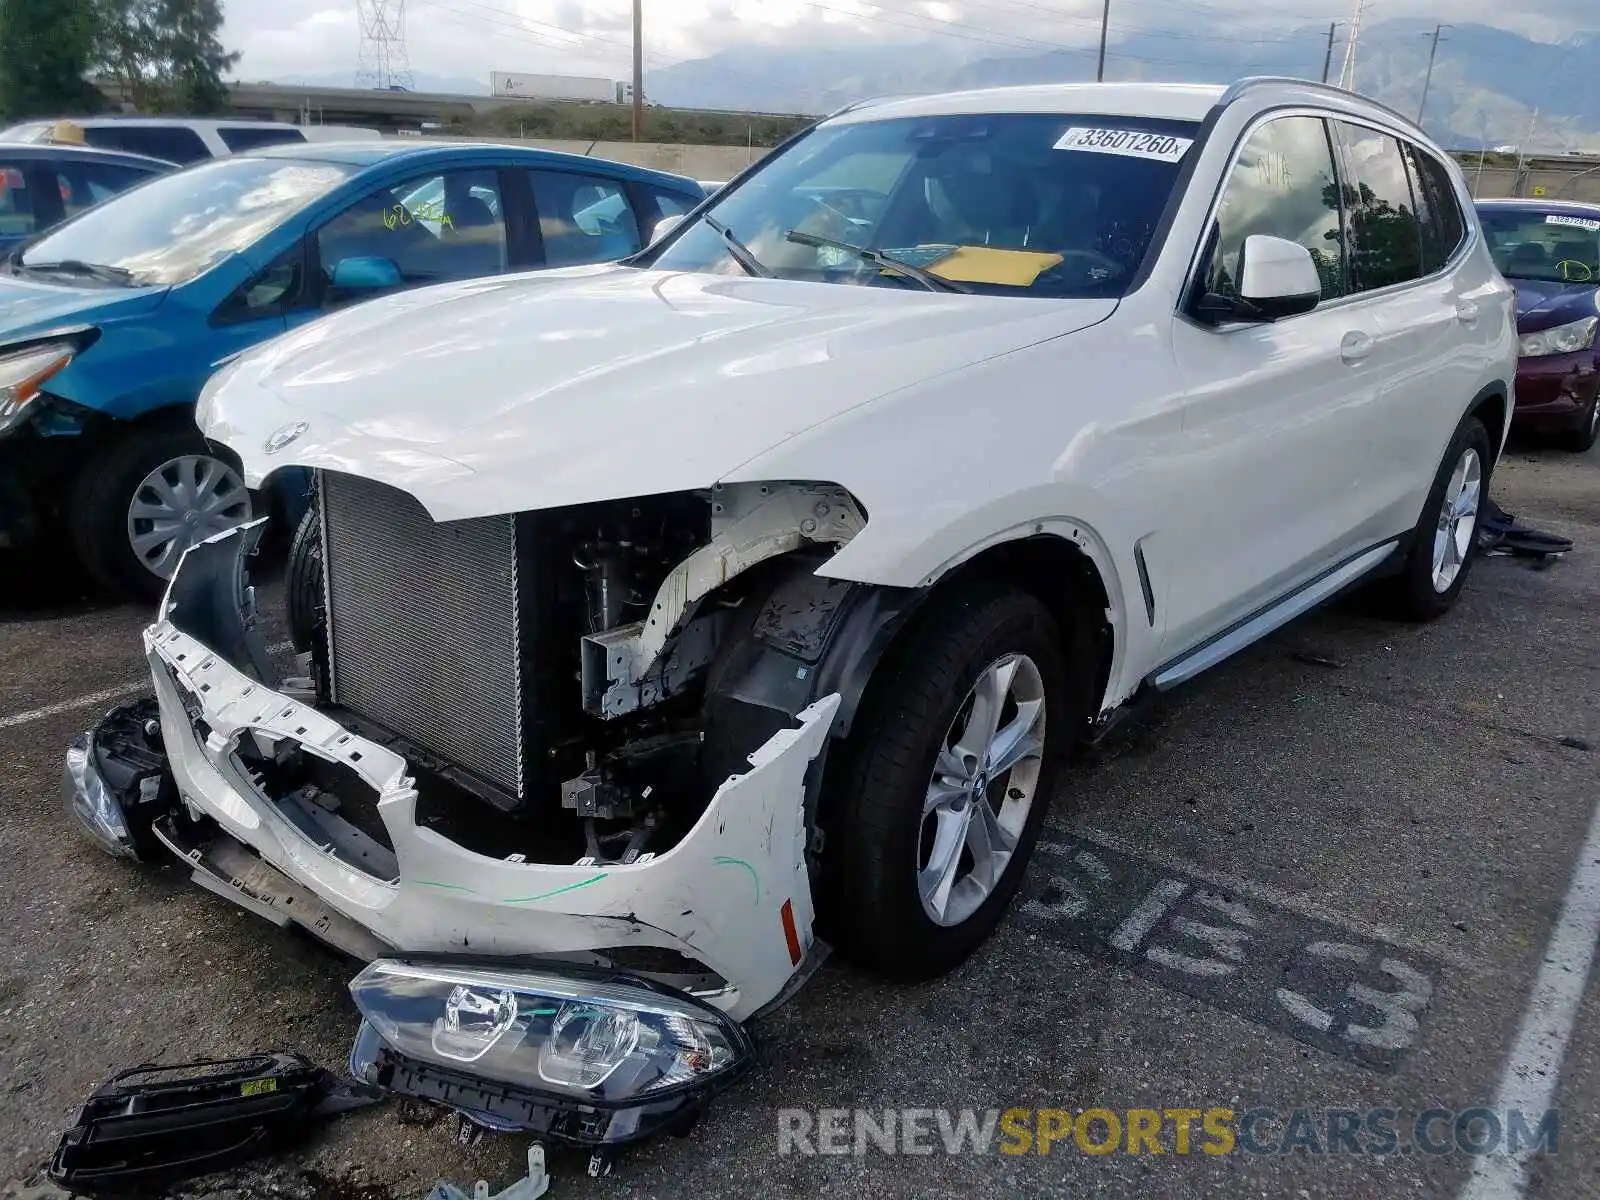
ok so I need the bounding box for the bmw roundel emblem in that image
[264,420,309,454]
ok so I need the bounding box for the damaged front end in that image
[67,476,904,1141]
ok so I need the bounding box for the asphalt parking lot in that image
[1,442,1596,1200]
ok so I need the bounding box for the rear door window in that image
[1335,123,1425,292]
[0,162,37,238]
[528,170,642,265]
[84,125,209,164]
[218,126,307,153]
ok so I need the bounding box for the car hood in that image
[203,265,1114,520]
[1509,277,1600,331]
[0,273,168,343]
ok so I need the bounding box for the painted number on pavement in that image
[1015,837,1439,1072]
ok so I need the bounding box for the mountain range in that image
[645,19,1600,151]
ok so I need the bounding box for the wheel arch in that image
[1466,380,1510,460]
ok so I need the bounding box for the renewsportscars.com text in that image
[776,1107,1559,1157]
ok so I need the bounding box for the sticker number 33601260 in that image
[1054,126,1195,162]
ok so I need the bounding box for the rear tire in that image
[68,423,252,604]
[817,584,1095,979]
[1378,413,1492,622]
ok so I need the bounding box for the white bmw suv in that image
[74,78,1513,1110]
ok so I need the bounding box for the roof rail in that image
[1218,76,1423,135]
[822,94,907,120]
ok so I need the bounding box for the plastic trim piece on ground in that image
[426,1145,551,1200]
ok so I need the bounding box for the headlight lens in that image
[1519,316,1599,358]
[349,960,747,1103]
[63,734,136,859]
[0,341,75,434]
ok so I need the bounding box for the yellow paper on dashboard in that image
[923,246,1065,287]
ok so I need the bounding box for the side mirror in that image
[330,255,402,293]
[650,213,686,243]
[1234,234,1322,320]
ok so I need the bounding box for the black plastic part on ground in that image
[1478,495,1576,558]
[47,1052,384,1196]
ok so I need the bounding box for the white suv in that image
[80,79,1513,1058]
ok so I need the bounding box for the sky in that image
[223,0,1597,91]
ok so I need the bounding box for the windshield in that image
[651,112,1200,297]
[1481,209,1600,284]
[17,156,355,287]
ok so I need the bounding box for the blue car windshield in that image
[18,156,355,287]
[649,112,1201,298]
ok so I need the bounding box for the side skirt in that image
[1145,538,1400,693]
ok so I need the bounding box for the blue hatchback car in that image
[0,141,703,599]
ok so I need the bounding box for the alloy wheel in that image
[1430,445,1482,594]
[917,652,1047,927]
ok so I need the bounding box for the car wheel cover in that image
[917,651,1047,928]
[126,453,252,580]
[1430,445,1481,594]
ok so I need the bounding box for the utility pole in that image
[1321,22,1342,84]
[1417,23,1449,126]
[631,0,644,142]
[1095,0,1110,82]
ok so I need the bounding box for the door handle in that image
[1340,330,1375,364]
[1456,299,1481,325]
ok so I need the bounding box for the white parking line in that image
[0,640,296,731]
[1457,796,1600,1200]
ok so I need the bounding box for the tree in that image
[0,0,109,118]
[96,0,238,114]
[153,0,237,113]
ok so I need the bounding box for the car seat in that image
[1505,241,1550,275]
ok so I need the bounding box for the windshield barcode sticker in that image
[1545,214,1600,231]
[1054,127,1194,162]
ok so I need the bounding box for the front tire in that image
[1557,388,1600,452]
[286,506,324,654]
[818,584,1093,979]
[68,424,253,604]
[1379,413,1492,621]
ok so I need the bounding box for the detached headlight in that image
[0,341,75,435]
[63,734,137,860]
[349,960,750,1106]
[1519,316,1599,358]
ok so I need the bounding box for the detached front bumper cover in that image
[133,518,837,1021]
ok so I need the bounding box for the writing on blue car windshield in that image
[650,112,1201,296]
[16,157,355,288]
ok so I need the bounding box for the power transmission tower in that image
[1337,0,1366,90]
[355,0,414,91]
[1416,24,1450,127]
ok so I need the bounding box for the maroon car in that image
[1477,198,1600,451]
